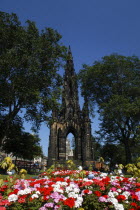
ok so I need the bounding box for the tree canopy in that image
[0,11,66,146]
[79,54,140,163]
[2,122,43,160]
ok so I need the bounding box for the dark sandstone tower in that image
[48,47,93,166]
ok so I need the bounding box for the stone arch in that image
[66,133,75,160]
[65,126,78,160]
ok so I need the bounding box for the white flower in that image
[100,173,108,177]
[60,182,68,186]
[68,192,78,198]
[73,187,80,193]
[118,169,122,174]
[110,176,117,181]
[24,188,31,194]
[75,196,83,208]
[8,194,18,202]
[78,166,83,170]
[113,191,119,196]
[36,190,41,194]
[17,188,31,195]
[53,186,64,193]
[108,192,115,198]
[65,186,72,193]
[107,197,118,205]
[52,184,64,193]
[122,191,130,199]
[117,189,122,193]
[114,203,124,210]
[31,193,39,199]
[17,190,25,195]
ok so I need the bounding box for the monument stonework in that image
[48,47,93,166]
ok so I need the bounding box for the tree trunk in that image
[0,106,21,145]
[124,139,132,164]
[0,136,7,150]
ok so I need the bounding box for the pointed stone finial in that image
[68,45,71,51]
[67,45,73,60]
[65,45,75,76]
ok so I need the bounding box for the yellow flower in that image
[19,169,27,175]
[5,157,12,164]
[7,163,15,171]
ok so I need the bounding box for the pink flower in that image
[39,207,46,210]
[98,196,107,202]
[110,187,117,191]
[44,202,54,208]
[135,191,140,201]
[54,205,61,209]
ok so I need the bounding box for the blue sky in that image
[1,0,140,156]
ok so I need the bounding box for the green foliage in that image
[118,164,124,169]
[92,138,102,161]
[79,54,140,163]
[125,157,140,181]
[0,11,66,145]
[66,160,76,170]
[100,143,126,167]
[1,122,43,160]
[88,164,93,171]
[46,164,55,174]
[99,157,104,163]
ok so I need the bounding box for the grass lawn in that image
[0,173,39,180]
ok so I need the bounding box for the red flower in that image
[0,199,10,206]
[18,197,26,203]
[0,185,8,192]
[117,195,126,201]
[8,189,19,196]
[135,188,140,192]
[37,186,53,196]
[132,195,138,201]
[0,207,6,210]
[18,195,27,204]
[102,195,108,199]
[130,202,137,207]
[82,181,93,187]
[42,195,49,201]
[94,191,102,197]
[64,197,75,208]
[83,189,90,194]
[135,183,140,187]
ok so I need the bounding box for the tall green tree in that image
[100,143,126,168]
[2,122,43,160]
[0,11,66,145]
[79,54,140,163]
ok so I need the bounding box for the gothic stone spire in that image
[48,47,93,167]
[62,47,80,119]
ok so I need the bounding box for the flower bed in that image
[0,170,140,209]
